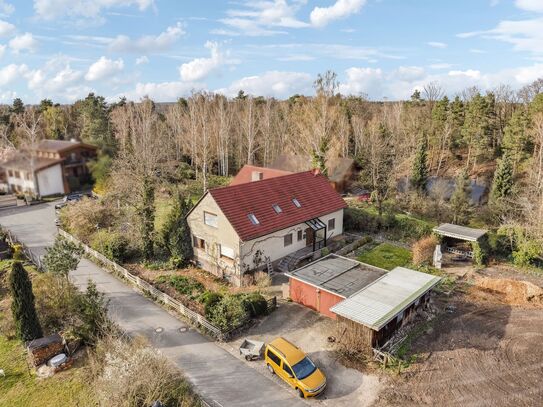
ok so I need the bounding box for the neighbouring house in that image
[268,153,359,193]
[186,171,347,286]
[229,164,292,186]
[0,139,97,197]
[287,254,441,349]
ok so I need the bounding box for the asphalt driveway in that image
[0,202,306,407]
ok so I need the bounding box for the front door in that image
[305,227,314,247]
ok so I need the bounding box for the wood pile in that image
[26,333,65,367]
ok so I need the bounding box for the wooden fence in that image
[4,229,44,271]
[58,229,226,339]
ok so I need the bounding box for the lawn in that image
[358,242,412,270]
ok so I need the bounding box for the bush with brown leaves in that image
[412,235,438,266]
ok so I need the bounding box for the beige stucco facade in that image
[187,192,345,287]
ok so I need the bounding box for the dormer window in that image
[272,204,282,214]
[292,198,301,208]
[248,213,260,225]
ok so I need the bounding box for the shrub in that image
[199,290,223,316]
[206,294,249,331]
[471,242,486,266]
[91,335,201,407]
[412,235,438,265]
[9,262,43,342]
[157,275,204,301]
[91,230,128,263]
[12,244,25,261]
[240,292,268,318]
[159,193,193,268]
[60,197,117,243]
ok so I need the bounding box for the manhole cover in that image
[155,327,164,333]
[179,327,187,333]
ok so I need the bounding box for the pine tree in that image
[491,154,514,201]
[411,136,429,193]
[160,192,194,267]
[43,235,83,279]
[450,171,472,224]
[9,262,43,342]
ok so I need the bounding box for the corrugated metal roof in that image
[330,267,441,330]
[287,254,386,298]
[433,223,487,242]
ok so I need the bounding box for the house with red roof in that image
[186,171,347,286]
[229,164,292,186]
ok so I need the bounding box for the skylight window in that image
[248,213,260,225]
[272,204,282,214]
[292,198,301,208]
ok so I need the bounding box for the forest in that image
[2,71,543,269]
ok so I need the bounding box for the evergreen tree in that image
[139,176,155,261]
[450,170,472,224]
[76,93,114,154]
[491,154,514,201]
[411,135,429,193]
[43,235,83,279]
[11,98,24,115]
[160,192,194,267]
[9,262,43,342]
[502,110,530,169]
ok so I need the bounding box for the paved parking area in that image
[221,301,383,407]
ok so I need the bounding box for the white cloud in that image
[310,0,366,28]
[179,41,236,82]
[469,48,486,54]
[458,1,543,56]
[427,41,447,48]
[9,33,38,53]
[395,66,426,81]
[220,0,308,36]
[117,80,200,102]
[85,56,124,81]
[0,44,4,59]
[0,63,29,86]
[33,0,155,20]
[515,0,543,12]
[0,1,14,17]
[339,67,384,96]
[109,22,184,53]
[0,19,14,37]
[217,70,313,97]
[135,55,149,65]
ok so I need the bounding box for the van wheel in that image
[297,388,305,398]
[267,364,275,375]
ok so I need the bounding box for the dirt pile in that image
[473,277,543,306]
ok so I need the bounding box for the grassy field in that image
[358,242,412,270]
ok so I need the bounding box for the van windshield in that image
[291,357,316,380]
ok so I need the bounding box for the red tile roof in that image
[209,171,347,241]
[229,164,292,186]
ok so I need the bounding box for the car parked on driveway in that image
[264,337,326,398]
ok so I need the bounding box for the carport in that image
[330,267,441,349]
[433,223,488,267]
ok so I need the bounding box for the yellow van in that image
[264,337,326,398]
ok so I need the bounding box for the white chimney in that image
[251,171,264,182]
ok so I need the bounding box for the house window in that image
[272,204,282,214]
[14,171,20,178]
[219,244,235,260]
[248,213,260,225]
[204,211,218,228]
[292,198,301,208]
[284,233,293,247]
[193,235,206,250]
[297,230,303,241]
[328,218,336,230]
[7,170,13,177]
[25,173,32,181]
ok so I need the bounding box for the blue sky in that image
[0,0,542,103]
